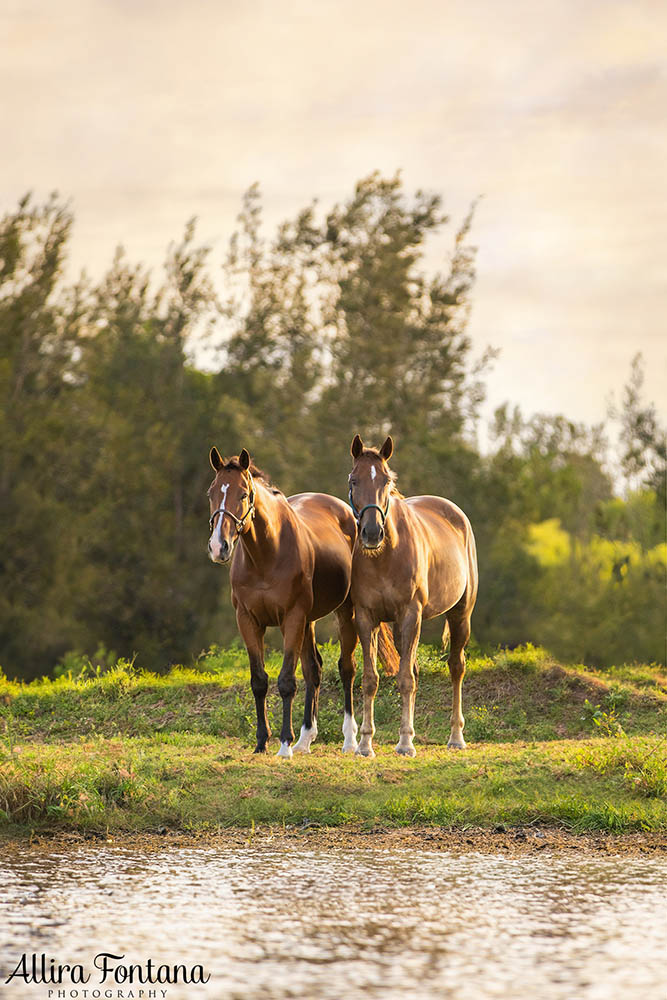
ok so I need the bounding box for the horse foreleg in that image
[356,611,379,758]
[335,596,359,753]
[236,607,270,753]
[395,605,422,757]
[293,623,321,753]
[276,611,307,759]
[446,610,470,749]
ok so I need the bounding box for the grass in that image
[0,644,665,836]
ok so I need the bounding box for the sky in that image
[2,0,666,430]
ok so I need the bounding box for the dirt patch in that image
[4,824,666,858]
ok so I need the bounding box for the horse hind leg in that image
[445,607,471,749]
[293,623,322,754]
[336,596,359,753]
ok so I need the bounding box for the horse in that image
[207,447,398,758]
[347,434,478,757]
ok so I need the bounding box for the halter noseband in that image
[209,479,256,536]
[348,488,390,526]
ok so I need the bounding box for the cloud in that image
[1,0,665,424]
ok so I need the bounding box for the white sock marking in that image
[276,742,293,759]
[293,723,318,753]
[342,713,358,752]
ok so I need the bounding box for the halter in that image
[209,479,256,536]
[348,488,390,525]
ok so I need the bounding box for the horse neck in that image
[383,494,403,549]
[239,482,284,569]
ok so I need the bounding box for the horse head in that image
[207,447,256,564]
[348,433,395,551]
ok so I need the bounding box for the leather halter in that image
[209,479,256,536]
[348,488,390,525]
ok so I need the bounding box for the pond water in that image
[1,842,666,1000]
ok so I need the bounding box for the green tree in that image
[616,353,666,506]
[0,195,84,675]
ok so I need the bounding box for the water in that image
[1,842,666,1000]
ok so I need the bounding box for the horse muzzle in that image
[208,538,235,564]
[360,525,385,551]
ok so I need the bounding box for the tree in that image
[616,354,666,506]
[0,195,83,675]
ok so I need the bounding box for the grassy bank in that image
[1,645,665,836]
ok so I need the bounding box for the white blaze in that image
[209,483,229,559]
[370,465,377,480]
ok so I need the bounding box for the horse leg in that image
[392,621,403,657]
[293,623,321,753]
[356,610,379,758]
[236,607,270,753]
[336,595,359,753]
[395,604,422,757]
[446,607,471,749]
[276,610,307,759]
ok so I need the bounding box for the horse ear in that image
[238,448,251,470]
[210,447,223,471]
[380,435,394,461]
[351,434,364,459]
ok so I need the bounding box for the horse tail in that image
[442,618,451,655]
[377,622,400,676]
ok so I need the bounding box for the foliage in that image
[0,184,665,678]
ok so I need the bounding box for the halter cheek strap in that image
[210,480,256,536]
[348,488,390,525]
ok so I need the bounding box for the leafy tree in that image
[0,195,83,675]
[615,354,666,506]
[0,187,663,677]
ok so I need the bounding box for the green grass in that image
[0,645,665,835]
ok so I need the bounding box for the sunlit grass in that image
[1,737,665,834]
[1,644,664,746]
[1,645,664,836]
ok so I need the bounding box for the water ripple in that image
[0,845,665,999]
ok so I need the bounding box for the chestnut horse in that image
[348,434,478,757]
[207,447,397,757]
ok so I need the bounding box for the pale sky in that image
[2,0,666,429]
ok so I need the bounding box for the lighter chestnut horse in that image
[348,434,478,757]
[207,447,397,757]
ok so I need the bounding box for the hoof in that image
[395,743,417,757]
[447,738,467,750]
[293,725,317,754]
[356,744,375,758]
[341,740,358,754]
[276,742,293,759]
[253,744,268,754]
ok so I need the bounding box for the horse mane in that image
[220,456,283,495]
[362,448,405,499]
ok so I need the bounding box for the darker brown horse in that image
[207,447,397,757]
[348,434,478,757]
